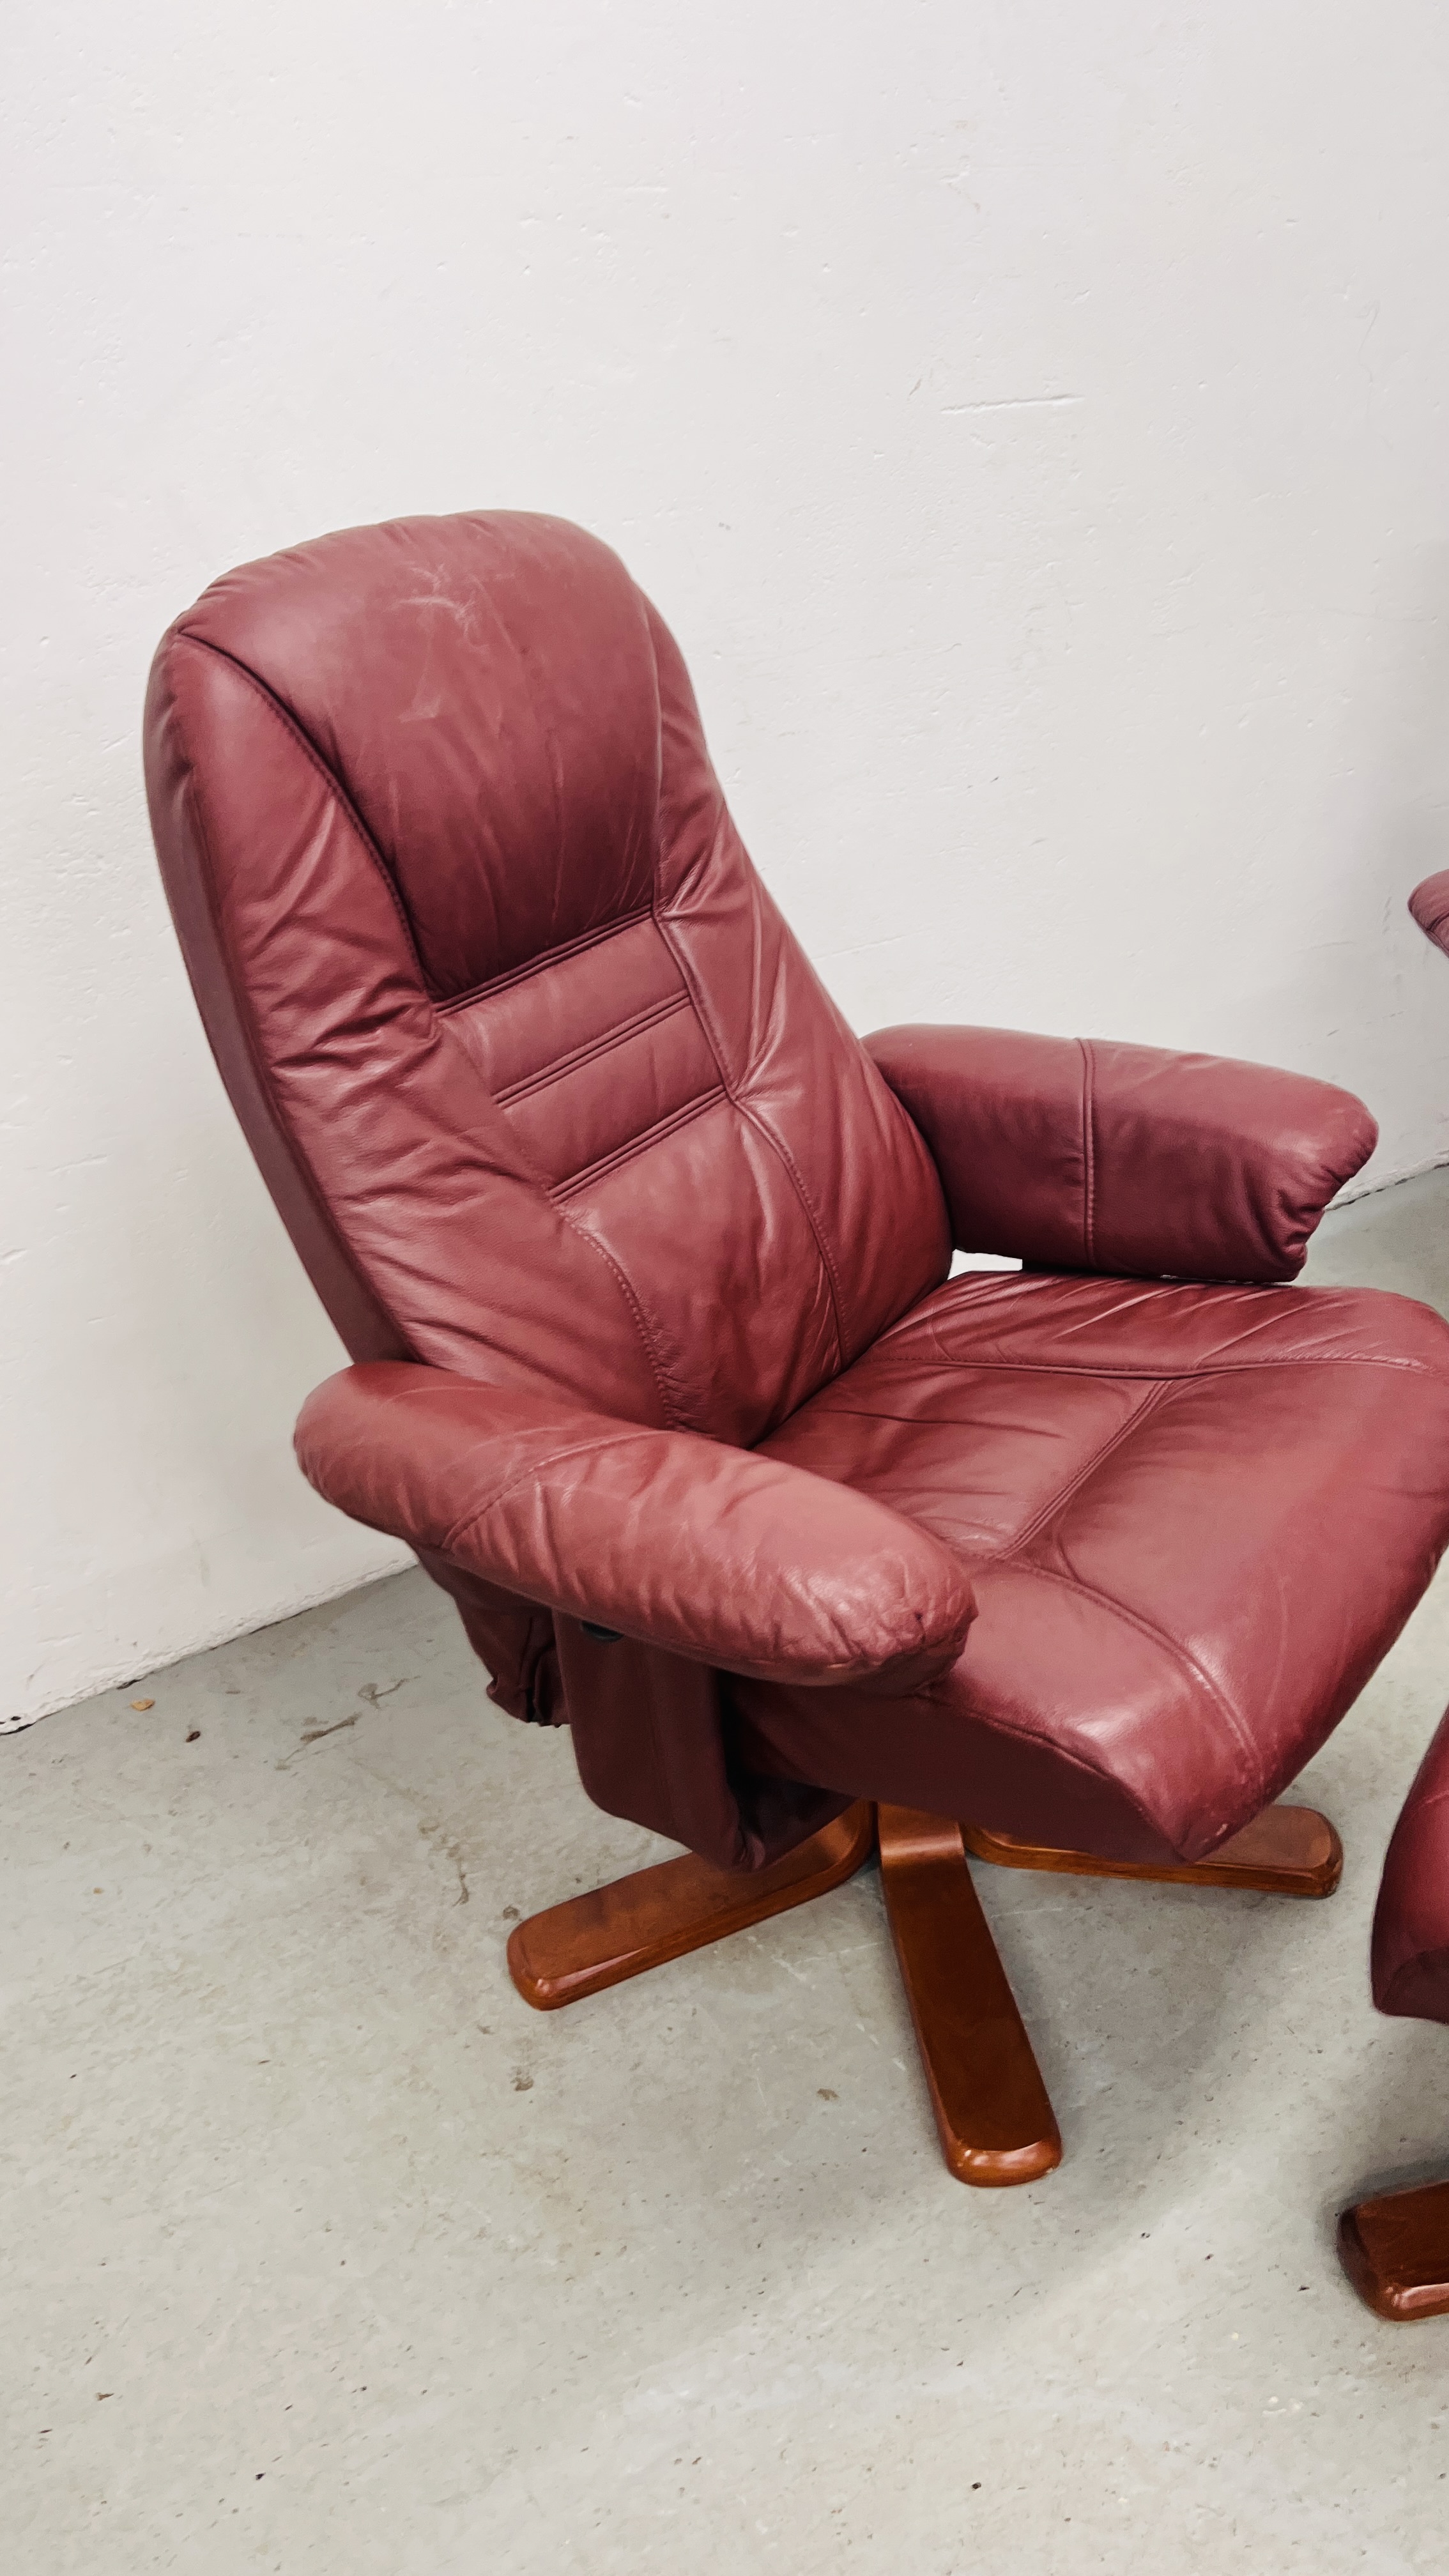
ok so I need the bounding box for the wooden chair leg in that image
[961,1802,1343,1899]
[507,1799,876,2009]
[1338,2177,1449,2320]
[877,1804,1062,2188]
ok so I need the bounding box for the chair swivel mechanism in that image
[1338,873,1449,2315]
[144,514,1449,2189]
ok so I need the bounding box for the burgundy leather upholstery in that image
[295,1361,974,1692]
[144,512,1449,1876]
[1362,877,1449,2024]
[144,514,947,1443]
[1371,1711,1449,2022]
[866,1025,1376,1282]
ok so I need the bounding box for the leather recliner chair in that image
[1339,872,1449,2315]
[144,512,1449,2189]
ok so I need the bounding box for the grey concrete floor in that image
[9,1172,1449,2575]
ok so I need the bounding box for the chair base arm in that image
[1338,2179,1449,2320]
[507,1799,875,2009]
[877,1804,1062,2187]
[962,1802,1343,1899]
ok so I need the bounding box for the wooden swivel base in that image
[507,1800,877,2008]
[1338,2180,1449,2320]
[507,1800,1341,2187]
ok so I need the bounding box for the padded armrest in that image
[1370,1707,1449,2023]
[866,1023,1376,1283]
[1411,871,1449,957]
[296,1363,975,1691]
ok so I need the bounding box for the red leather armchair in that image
[1338,878,1449,2314]
[145,514,1449,2189]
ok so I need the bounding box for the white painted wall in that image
[8,2,1449,1722]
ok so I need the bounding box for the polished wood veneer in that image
[1338,2177,1449,2320]
[962,1802,1343,1899]
[507,1798,875,2008]
[509,1797,1342,2188]
[877,1804,1061,2186]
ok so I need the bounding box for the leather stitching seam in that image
[425,1023,686,1427]
[992,1379,1172,1564]
[174,648,684,1433]
[735,1094,855,1363]
[494,988,691,1105]
[918,1321,1434,1383]
[176,634,429,985]
[551,1083,728,1202]
[1010,1555,1268,1807]
[552,1217,688,1427]
[437,906,656,1015]
[165,659,417,1363]
[917,1295,1436,1381]
[652,894,852,1374]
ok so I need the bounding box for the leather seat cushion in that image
[742,1271,1449,1860]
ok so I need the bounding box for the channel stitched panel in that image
[445,912,721,1192]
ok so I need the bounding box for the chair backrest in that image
[145,512,949,1445]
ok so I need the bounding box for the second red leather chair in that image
[1338,874,1449,2315]
[144,514,1449,2189]
[1338,1707,1449,2319]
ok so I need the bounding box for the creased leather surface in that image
[1410,871,1449,958]
[556,1620,851,1871]
[295,1361,975,1692]
[747,1269,1449,1859]
[866,1023,1376,1280]
[144,513,949,1445]
[1370,1708,1449,2021]
[411,1549,563,1727]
